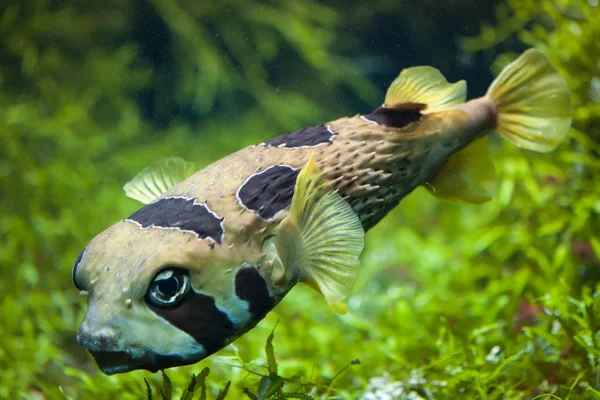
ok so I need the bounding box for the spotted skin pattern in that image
[162,112,442,235]
[75,107,475,373]
[133,112,440,341]
[76,48,570,374]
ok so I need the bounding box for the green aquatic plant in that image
[1,0,599,398]
[141,328,361,400]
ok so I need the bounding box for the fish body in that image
[74,50,572,374]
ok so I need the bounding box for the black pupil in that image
[157,276,180,298]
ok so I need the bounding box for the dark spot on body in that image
[235,266,275,319]
[147,290,235,355]
[263,125,334,148]
[237,165,300,219]
[127,198,224,243]
[363,106,422,128]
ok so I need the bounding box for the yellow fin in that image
[385,66,466,114]
[274,157,365,314]
[486,49,572,152]
[425,136,497,204]
[123,157,197,204]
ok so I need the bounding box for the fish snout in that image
[77,301,125,351]
[77,322,192,374]
[77,324,140,374]
[77,325,120,352]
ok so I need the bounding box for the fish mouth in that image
[89,350,194,374]
[90,350,139,375]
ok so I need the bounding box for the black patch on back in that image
[237,165,300,219]
[148,290,235,355]
[128,198,224,243]
[263,125,334,148]
[363,106,422,128]
[235,266,275,319]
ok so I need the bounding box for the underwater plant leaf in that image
[324,358,363,398]
[145,378,153,400]
[265,325,278,376]
[179,374,197,400]
[265,376,285,398]
[242,388,260,400]
[160,371,173,400]
[256,374,285,400]
[215,381,231,400]
[282,393,315,399]
[197,367,210,400]
[257,376,270,400]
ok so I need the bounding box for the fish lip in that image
[89,349,196,375]
[140,352,196,373]
[89,350,140,375]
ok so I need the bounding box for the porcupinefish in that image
[73,49,572,374]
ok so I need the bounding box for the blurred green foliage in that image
[1,0,599,398]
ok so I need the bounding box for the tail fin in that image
[486,49,572,152]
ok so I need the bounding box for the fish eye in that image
[146,267,190,307]
[73,249,86,290]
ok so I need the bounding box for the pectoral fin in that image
[425,136,497,203]
[385,66,466,114]
[274,157,365,314]
[123,157,197,204]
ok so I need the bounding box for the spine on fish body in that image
[315,114,425,230]
[320,49,572,215]
[74,48,572,375]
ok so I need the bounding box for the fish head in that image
[74,153,365,374]
[73,213,282,374]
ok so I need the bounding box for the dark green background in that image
[1,0,599,398]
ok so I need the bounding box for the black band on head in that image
[147,290,235,355]
[234,266,275,319]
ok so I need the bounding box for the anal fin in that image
[425,136,497,204]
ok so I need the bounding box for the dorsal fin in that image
[385,66,467,114]
[123,157,197,204]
